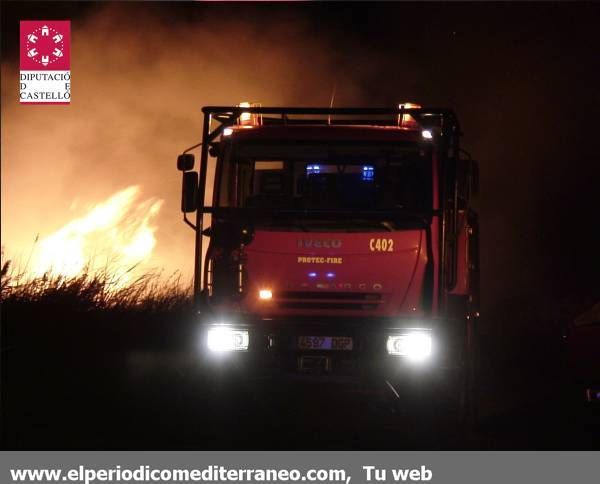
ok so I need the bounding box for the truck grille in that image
[275,291,383,311]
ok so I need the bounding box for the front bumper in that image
[195,315,466,399]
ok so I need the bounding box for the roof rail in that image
[202,106,459,142]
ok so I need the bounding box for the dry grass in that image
[1,256,193,314]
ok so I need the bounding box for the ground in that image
[2,303,598,450]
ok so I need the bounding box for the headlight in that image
[207,327,249,352]
[386,331,432,361]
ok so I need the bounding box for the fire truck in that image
[177,104,480,420]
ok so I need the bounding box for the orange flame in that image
[30,186,163,284]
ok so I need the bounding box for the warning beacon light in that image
[362,165,375,181]
[238,101,262,127]
[398,102,421,128]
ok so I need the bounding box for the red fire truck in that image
[177,104,479,419]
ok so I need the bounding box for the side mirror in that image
[470,160,480,197]
[177,153,195,171]
[181,171,198,213]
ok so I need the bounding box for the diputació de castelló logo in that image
[20,20,71,104]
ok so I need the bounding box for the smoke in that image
[1,5,369,281]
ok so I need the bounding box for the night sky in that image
[2,1,600,345]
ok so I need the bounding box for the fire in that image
[30,185,163,284]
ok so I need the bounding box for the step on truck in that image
[177,104,480,419]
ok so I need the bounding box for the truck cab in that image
[177,105,479,415]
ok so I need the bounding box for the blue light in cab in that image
[306,164,320,175]
[362,165,374,181]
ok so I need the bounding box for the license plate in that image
[298,336,353,351]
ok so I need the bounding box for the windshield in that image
[216,141,432,230]
[216,142,432,231]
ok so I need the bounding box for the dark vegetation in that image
[1,258,192,312]
[1,258,195,372]
[1,258,203,449]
